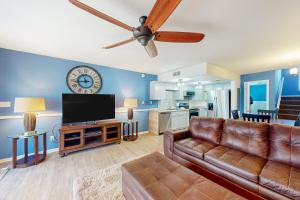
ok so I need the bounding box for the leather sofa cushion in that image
[260,160,300,199]
[189,117,224,144]
[174,138,217,160]
[122,152,245,200]
[204,146,266,183]
[221,120,269,159]
[269,124,300,168]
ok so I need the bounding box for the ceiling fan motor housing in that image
[133,16,154,46]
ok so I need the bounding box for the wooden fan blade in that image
[69,0,135,32]
[145,0,181,33]
[102,38,136,49]
[144,41,158,58]
[155,31,205,43]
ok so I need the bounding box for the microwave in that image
[184,91,195,97]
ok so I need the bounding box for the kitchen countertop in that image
[149,108,189,113]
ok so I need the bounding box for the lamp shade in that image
[124,98,138,108]
[14,98,46,113]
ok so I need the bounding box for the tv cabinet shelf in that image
[59,120,121,157]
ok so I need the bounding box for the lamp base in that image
[24,112,36,132]
[127,108,133,120]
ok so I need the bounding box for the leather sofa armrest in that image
[164,129,190,159]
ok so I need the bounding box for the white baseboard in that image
[0,131,149,164]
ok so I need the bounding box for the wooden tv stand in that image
[59,120,121,157]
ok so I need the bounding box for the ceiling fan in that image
[69,0,205,58]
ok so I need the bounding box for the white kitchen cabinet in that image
[194,89,206,101]
[150,81,166,100]
[175,86,184,100]
[170,111,189,130]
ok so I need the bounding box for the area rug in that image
[73,155,147,200]
[0,168,9,182]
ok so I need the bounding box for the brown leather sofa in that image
[164,117,300,200]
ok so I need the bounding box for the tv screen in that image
[62,94,115,124]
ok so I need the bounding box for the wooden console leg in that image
[24,138,28,162]
[34,136,39,165]
[12,138,17,168]
[43,134,47,159]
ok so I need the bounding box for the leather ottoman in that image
[122,152,245,200]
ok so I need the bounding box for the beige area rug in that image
[73,155,147,200]
[0,168,9,182]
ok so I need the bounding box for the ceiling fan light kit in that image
[68,0,205,58]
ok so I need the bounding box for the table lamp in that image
[124,98,138,120]
[14,97,46,132]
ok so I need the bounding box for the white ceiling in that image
[1,0,300,75]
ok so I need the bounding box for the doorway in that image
[244,80,269,113]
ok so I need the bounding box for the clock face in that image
[67,66,102,94]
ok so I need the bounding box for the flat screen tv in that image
[62,94,115,124]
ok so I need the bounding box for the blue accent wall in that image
[0,48,157,159]
[250,84,267,101]
[281,68,300,96]
[240,70,279,112]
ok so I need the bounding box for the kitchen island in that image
[148,109,189,135]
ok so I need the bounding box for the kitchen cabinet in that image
[170,110,189,130]
[193,89,207,101]
[175,86,184,100]
[150,81,166,100]
[150,81,181,100]
[149,109,189,135]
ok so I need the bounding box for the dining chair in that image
[242,113,271,123]
[295,114,300,126]
[257,109,278,120]
[231,110,239,119]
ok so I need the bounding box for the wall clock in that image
[66,66,102,94]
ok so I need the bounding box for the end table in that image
[7,131,47,168]
[122,120,138,141]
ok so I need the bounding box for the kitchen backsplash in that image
[158,90,177,109]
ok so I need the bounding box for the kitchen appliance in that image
[62,94,115,124]
[184,91,195,97]
[178,102,189,109]
[207,90,230,118]
[159,112,171,134]
[189,108,200,118]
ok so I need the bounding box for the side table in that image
[7,131,47,168]
[122,120,138,141]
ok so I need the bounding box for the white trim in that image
[0,131,149,164]
[244,80,270,112]
[0,109,152,120]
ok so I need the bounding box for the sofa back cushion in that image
[269,124,300,168]
[189,117,224,144]
[221,120,270,159]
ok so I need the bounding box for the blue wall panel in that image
[250,84,267,101]
[0,48,157,159]
[240,70,278,112]
[281,68,300,96]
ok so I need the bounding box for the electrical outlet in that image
[50,135,55,142]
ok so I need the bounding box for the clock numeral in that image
[84,69,88,73]
[72,84,78,88]
[93,85,98,89]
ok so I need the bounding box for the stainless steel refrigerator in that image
[207,89,230,119]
